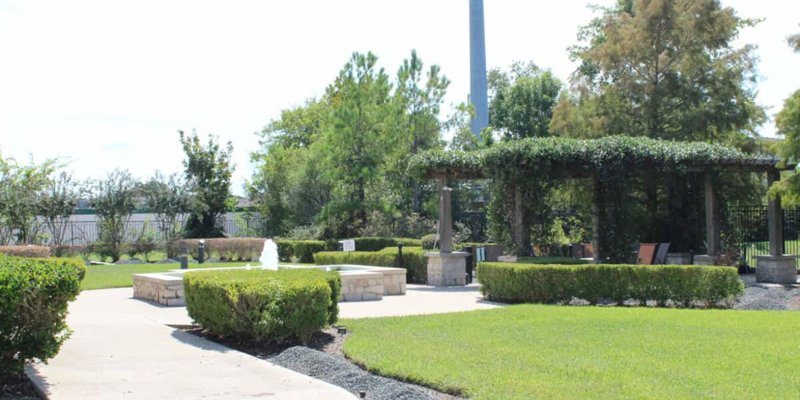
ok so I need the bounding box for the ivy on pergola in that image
[410,136,787,263]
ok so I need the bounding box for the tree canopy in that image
[551,0,765,145]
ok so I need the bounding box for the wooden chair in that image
[637,243,658,265]
[653,243,670,264]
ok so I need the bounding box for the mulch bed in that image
[182,326,462,400]
[0,372,40,400]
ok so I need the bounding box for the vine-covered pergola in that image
[410,136,797,284]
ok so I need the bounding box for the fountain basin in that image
[132,264,407,306]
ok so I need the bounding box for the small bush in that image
[477,262,744,307]
[421,234,438,250]
[128,239,159,261]
[314,246,428,284]
[348,237,423,252]
[183,269,339,344]
[0,245,51,258]
[50,244,91,258]
[0,255,85,377]
[274,240,327,263]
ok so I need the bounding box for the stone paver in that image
[26,288,355,400]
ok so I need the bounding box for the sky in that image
[1,0,798,196]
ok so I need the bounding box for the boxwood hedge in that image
[314,246,428,284]
[0,255,86,377]
[183,269,340,344]
[477,262,743,308]
[348,237,423,252]
[274,240,329,263]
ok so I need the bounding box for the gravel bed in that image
[269,346,461,400]
[734,285,800,310]
[0,373,40,400]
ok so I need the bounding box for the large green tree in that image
[317,52,392,236]
[547,0,767,254]
[179,130,235,238]
[386,50,449,214]
[250,51,451,239]
[551,0,765,142]
[771,31,800,205]
[489,62,562,140]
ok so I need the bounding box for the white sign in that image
[340,239,356,252]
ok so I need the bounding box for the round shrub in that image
[183,269,340,344]
[0,255,85,377]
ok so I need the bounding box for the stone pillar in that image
[437,175,453,253]
[767,170,784,257]
[427,174,467,286]
[756,170,798,284]
[425,251,468,286]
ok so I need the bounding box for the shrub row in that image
[183,269,340,344]
[314,246,428,284]
[0,255,86,376]
[0,245,51,258]
[477,263,744,308]
[170,238,265,261]
[275,240,328,263]
[348,237,423,252]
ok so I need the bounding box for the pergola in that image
[411,136,798,285]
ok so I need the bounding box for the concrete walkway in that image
[26,288,356,400]
[26,284,503,399]
[339,283,504,319]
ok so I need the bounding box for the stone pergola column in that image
[694,170,721,265]
[425,174,468,286]
[438,175,453,253]
[756,169,798,283]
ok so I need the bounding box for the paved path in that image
[26,288,356,400]
[26,283,503,399]
[339,283,504,319]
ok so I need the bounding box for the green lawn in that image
[81,262,255,290]
[342,305,800,400]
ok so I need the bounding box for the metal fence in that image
[35,213,268,245]
[728,206,800,268]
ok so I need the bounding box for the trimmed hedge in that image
[515,256,591,265]
[348,237,423,252]
[0,245,51,258]
[172,238,265,261]
[314,246,429,284]
[274,240,328,263]
[477,263,744,308]
[0,255,85,376]
[183,269,340,344]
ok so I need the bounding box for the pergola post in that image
[756,169,798,283]
[437,175,453,253]
[694,170,721,265]
[425,173,468,286]
[767,170,784,256]
[590,174,602,264]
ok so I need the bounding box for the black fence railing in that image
[728,206,800,268]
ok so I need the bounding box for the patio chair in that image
[653,243,670,264]
[636,243,658,265]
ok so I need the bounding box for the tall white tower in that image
[469,0,488,136]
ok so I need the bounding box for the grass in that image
[81,262,255,290]
[342,305,800,400]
